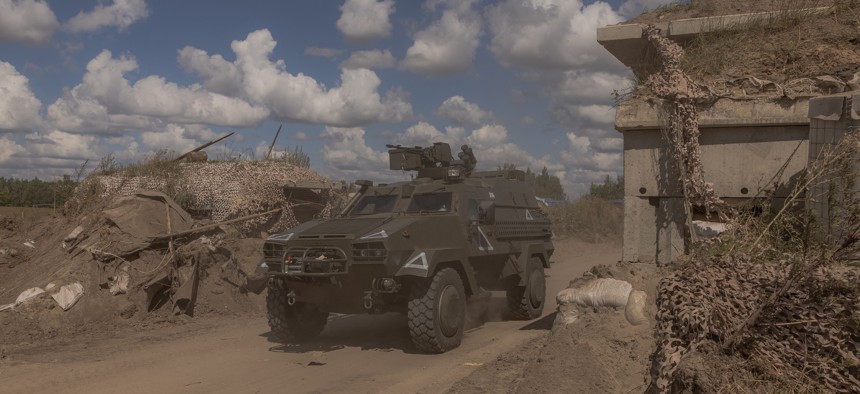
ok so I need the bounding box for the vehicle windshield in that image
[407,192,452,213]
[350,195,398,215]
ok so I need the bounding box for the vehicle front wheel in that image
[266,277,329,342]
[408,267,466,353]
[506,257,546,320]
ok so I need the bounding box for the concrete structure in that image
[807,94,860,239]
[598,13,820,263]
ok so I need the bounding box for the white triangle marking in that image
[361,230,388,239]
[477,227,494,251]
[404,252,428,270]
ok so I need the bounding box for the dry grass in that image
[546,197,623,243]
[680,0,860,83]
[0,207,55,221]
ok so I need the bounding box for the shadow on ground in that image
[260,293,550,354]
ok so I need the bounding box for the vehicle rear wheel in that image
[506,257,546,320]
[266,277,329,342]
[408,268,466,353]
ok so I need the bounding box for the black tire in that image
[506,257,546,320]
[266,277,329,342]
[408,268,466,353]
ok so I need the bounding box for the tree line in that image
[498,164,624,201]
[0,176,77,207]
[589,175,624,200]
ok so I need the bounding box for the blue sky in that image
[0,0,676,196]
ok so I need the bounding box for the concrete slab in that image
[808,96,846,121]
[616,97,810,131]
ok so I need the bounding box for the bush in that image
[547,197,623,243]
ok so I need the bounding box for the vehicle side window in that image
[468,199,479,220]
[407,192,452,212]
[351,195,398,215]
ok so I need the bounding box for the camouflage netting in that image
[654,255,860,392]
[643,24,727,219]
[69,161,338,234]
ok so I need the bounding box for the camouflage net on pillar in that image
[643,25,727,219]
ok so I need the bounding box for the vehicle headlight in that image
[353,242,387,260]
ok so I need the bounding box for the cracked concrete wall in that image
[807,94,860,239]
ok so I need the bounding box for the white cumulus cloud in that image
[231,29,411,126]
[66,0,149,33]
[48,50,270,133]
[341,49,396,69]
[0,0,59,44]
[337,0,395,44]
[486,0,623,70]
[0,61,43,131]
[178,46,243,96]
[435,96,489,126]
[576,104,615,125]
[400,0,481,76]
[0,135,25,162]
[140,124,218,152]
[321,126,390,180]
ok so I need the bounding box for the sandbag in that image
[624,290,648,326]
[556,278,633,308]
[553,304,580,326]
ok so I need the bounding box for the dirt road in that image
[0,239,618,394]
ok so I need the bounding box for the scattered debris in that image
[51,283,84,311]
[0,287,46,311]
[109,267,130,296]
[692,220,728,238]
[62,226,85,249]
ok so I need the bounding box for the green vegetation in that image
[589,175,624,200]
[0,176,77,207]
[499,163,566,200]
[546,197,622,243]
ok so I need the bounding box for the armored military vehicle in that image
[259,142,554,353]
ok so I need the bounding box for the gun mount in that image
[386,142,477,181]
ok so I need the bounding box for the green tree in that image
[589,175,624,200]
[498,163,567,200]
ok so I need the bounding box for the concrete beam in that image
[615,97,810,131]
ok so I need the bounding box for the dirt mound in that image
[449,262,662,393]
[0,192,270,355]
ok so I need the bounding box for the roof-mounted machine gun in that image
[386,142,478,181]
